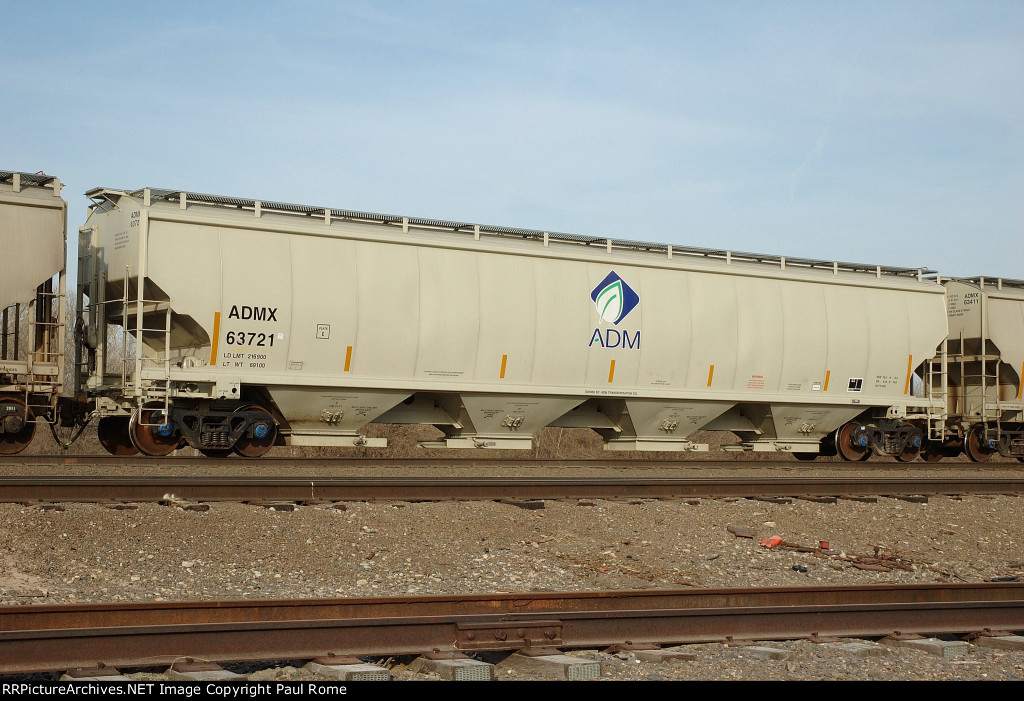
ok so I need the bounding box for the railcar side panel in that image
[634,269,690,388]
[779,281,828,394]
[288,236,361,375]
[685,273,737,390]
[416,247,480,381]
[988,292,1024,400]
[355,241,418,379]
[475,253,536,382]
[0,175,64,311]
[537,257,590,387]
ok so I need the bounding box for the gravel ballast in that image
[2,482,1023,681]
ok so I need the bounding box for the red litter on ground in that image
[819,541,830,550]
[758,535,783,549]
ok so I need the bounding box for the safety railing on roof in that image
[83,185,942,282]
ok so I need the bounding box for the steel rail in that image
[5,454,1019,469]
[0,475,1021,503]
[1,584,1022,674]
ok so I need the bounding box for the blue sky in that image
[4,1,1022,279]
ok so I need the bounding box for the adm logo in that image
[589,271,640,349]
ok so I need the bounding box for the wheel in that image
[129,402,180,457]
[0,398,36,455]
[964,425,994,463]
[97,416,139,456]
[199,448,233,458]
[895,424,920,463]
[793,452,817,461]
[921,443,945,462]
[233,405,277,458]
[835,421,869,462]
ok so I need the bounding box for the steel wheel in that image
[895,424,920,463]
[835,421,869,462]
[0,397,36,455]
[233,405,277,458]
[964,425,994,463]
[921,444,944,462]
[98,416,139,456]
[793,452,818,461]
[129,402,180,457]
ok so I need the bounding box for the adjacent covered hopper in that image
[927,277,1024,461]
[0,170,67,454]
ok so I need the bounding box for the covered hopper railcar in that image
[924,278,1024,462]
[0,171,67,454]
[76,185,957,460]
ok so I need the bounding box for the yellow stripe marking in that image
[904,355,913,395]
[823,370,830,392]
[1019,362,1023,400]
[344,345,353,372]
[608,359,616,383]
[499,354,508,379]
[707,364,714,387]
[209,312,221,365]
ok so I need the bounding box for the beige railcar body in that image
[79,185,950,457]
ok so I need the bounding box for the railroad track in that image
[0,475,1022,504]
[5,454,1021,469]
[2,584,1022,675]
